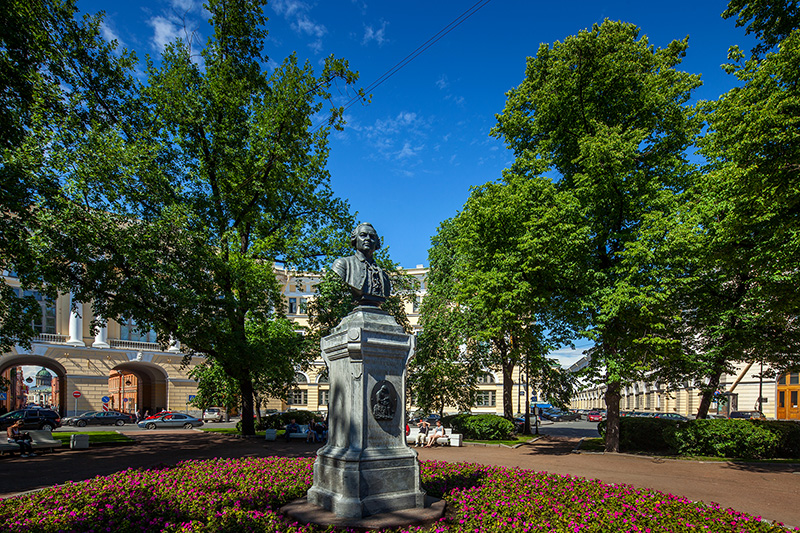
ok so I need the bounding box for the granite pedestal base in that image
[307,306,425,519]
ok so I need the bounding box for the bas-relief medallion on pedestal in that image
[370,380,397,421]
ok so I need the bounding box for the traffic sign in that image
[72,391,81,398]
[188,395,196,401]
[101,396,110,403]
[0,392,6,400]
[102,404,109,412]
[123,398,128,402]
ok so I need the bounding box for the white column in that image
[67,293,85,346]
[168,337,181,353]
[93,320,110,349]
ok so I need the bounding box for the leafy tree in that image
[492,20,702,451]
[1,0,135,351]
[189,358,240,416]
[408,218,485,417]
[723,0,800,57]
[32,0,361,435]
[416,177,586,420]
[683,27,800,417]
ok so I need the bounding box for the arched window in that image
[294,372,308,383]
[316,374,328,384]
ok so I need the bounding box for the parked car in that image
[138,413,205,430]
[586,411,604,422]
[70,410,135,427]
[541,408,580,422]
[62,411,99,426]
[144,410,176,420]
[653,412,689,422]
[729,410,766,420]
[0,408,61,431]
[202,408,224,422]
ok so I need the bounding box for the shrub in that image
[751,420,800,459]
[448,414,514,440]
[664,419,780,460]
[597,417,681,453]
[235,410,318,432]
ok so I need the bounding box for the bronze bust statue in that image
[332,223,391,306]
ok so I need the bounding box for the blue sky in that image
[76,0,756,366]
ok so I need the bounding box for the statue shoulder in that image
[332,256,351,276]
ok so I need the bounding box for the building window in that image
[15,289,56,334]
[288,389,308,405]
[288,297,297,314]
[779,391,785,408]
[294,372,307,383]
[792,390,798,409]
[120,318,157,343]
[791,373,799,385]
[294,280,304,292]
[476,373,495,384]
[299,297,307,314]
[476,390,496,407]
[319,389,329,405]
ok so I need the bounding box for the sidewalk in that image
[1,431,798,529]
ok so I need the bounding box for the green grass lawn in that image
[52,432,135,445]
[464,435,536,447]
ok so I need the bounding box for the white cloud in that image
[100,21,124,47]
[272,0,328,53]
[148,16,183,52]
[436,75,448,90]
[362,21,387,46]
[395,142,424,160]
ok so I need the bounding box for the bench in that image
[286,424,311,440]
[1,430,62,455]
[406,427,462,447]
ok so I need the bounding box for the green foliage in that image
[597,417,682,453]
[751,420,800,459]
[0,0,136,350]
[21,0,362,435]
[664,419,780,460]
[235,410,318,432]
[723,0,800,57]
[492,19,702,451]
[447,414,515,441]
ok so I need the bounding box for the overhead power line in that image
[313,0,494,132]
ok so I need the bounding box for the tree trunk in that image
[696,365,724,419]
[239,376,255,435]
[502,360,514,419]
[604,380,621,453]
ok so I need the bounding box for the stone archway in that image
[110,361,169,417]
[0,354,68,415]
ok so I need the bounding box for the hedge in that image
[446,414,515,440]
[598,417,800,460]
[236,410,319,432]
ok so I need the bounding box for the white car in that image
[202,408,224,422]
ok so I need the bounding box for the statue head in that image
[350,223,381,258]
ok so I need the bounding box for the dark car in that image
[541,408,580,422]
[0,408,61,431]
[729,410,766,420]
[653,412,689,422]
[70,410,136,427]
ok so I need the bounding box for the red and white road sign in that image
[72,391,81,398]
[102,404,109,412]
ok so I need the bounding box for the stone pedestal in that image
[307,306,426,519]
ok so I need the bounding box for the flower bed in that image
[0,458,794,532]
